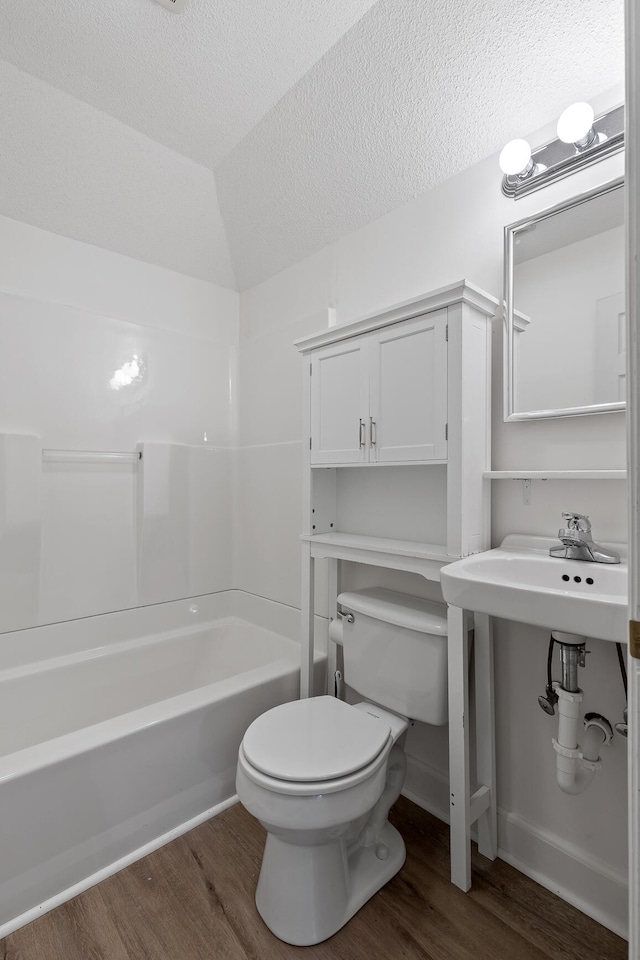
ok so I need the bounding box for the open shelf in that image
[300,531,450,580]
[484,470,626,480]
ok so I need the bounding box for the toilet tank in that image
[337,587,448,726]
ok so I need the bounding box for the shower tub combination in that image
[0,594,324,938]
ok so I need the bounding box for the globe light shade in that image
[499,139,532,176]
[557,102,595,144]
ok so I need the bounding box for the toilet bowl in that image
[235,587,449,946]
[236,696,409,946]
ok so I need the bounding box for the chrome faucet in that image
[549,513,620,564]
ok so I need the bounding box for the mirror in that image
[503,178,625,420]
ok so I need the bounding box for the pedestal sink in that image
[440,534,628,643]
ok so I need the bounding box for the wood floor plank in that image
[468,855,626,960]
[374,816,546,960]
[95,838,248,960]
[1,796,627,960]
[389,799,627,960]
[2,884,131,960]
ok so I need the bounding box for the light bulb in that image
[499,139,532,176]
[557,102,594,144]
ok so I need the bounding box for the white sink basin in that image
[440,535,628,643]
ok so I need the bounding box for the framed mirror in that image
[503,177,625,421]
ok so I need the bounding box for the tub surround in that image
[0,214,239,635]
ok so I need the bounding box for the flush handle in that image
[336,609,354,624]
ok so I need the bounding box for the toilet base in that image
[255,821,406,946]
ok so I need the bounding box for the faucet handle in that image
[560,512,591,536]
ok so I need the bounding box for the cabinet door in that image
[370,310,448,462]
[310,339,370,464]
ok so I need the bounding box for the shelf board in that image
[484,470,626,480]
[310,459,449,468]
[300,531,451,580]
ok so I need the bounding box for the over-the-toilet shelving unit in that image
[295,279,499,895]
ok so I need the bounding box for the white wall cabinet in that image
[311,310,448,465]
[299,281,496,564]
[310,338,370,464]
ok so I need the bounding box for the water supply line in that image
[614,642,628,737]
[541,631,613,795]
[537,636,559,715]
[329,610,351,699]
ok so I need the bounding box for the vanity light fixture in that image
[499,139,535,180]
[556,102,598,150]
[500,102,624,199]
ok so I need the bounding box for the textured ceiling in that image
[0,0,379,168]
[216,0,625,288]
[0,0,625,290]
[0,58,235,287]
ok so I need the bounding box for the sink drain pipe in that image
[550,632,613,795]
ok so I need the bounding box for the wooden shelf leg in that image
[300,545,315,698]
[447,604,471,891]
[474,612,497,861]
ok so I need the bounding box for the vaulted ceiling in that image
[0,0,625,290]
[0,0,379,168]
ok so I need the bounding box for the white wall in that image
[236,138,628,934]
[0,215,239,628]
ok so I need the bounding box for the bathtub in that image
[0,593,325,937]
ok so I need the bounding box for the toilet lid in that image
[242,696,391,782]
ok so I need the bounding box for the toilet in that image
[235,587,448,946]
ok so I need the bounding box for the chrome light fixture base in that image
[501,104,624,199]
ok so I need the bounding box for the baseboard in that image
[402,752,450,822]
[498,810,628,940]
[403,754,628,941]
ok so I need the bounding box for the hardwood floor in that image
[1,796,627,960]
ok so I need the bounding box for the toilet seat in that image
[238,739,391,797]
[240,696,392,796]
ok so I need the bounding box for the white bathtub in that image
[0,593,325,937]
